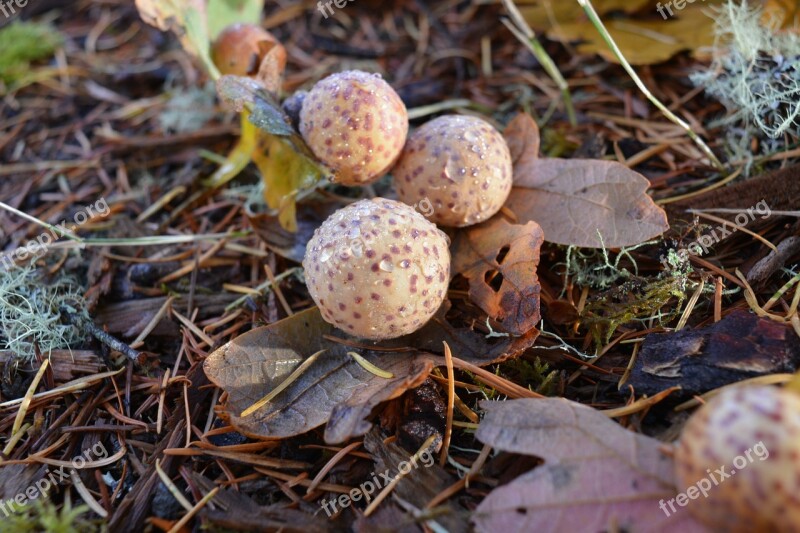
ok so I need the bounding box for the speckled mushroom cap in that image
[675,386,800,532]
[303,198,450,340]
[392,115,513,227]
[299,71,409,186]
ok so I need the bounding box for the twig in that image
[500,0,577,125]
[60,306,142,364]
[439,342,455,467]
[576,0,725,172]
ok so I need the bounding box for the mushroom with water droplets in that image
[392,114,513,227]
[674,385,800,532]
[299,70,409,186]
[302,198,450,340]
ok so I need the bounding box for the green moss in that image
[0,22,63,84]
[500,357,559,396]
[3,499,101,533]
[582,275,687,347]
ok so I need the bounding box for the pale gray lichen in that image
[0,263,88,360]
[691,1,800,169]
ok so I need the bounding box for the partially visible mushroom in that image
[303,198,450,340]
[674,385,800,532]
[211,23,286,91]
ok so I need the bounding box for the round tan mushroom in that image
[303,198,450,340]
[392,114,512,227]
[299,70,408,186]
[674,386,800,532]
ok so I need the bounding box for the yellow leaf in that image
[252,133,324,232]
[204,111,258,189]
[520,0,727,65]
[518,0,650,29]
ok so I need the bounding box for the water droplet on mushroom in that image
[423,260,438,277]
[379,259,394,272]
[320,249,332,262]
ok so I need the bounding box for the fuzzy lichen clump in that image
[0,264,88,360]
[691,2,800,166]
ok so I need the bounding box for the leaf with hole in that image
[451,217,543,336]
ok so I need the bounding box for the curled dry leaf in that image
[135,0,219,78]
[473,398,708,533]
[203,307,433,443]
[216,75,294,136]
[451,217,543,336]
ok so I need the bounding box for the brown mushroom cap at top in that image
[674,386,800,532]
[211,23,286,78]
[299,70,409,186]
[302,198,450,340]
[392,114,513,227]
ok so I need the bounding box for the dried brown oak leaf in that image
[472,398,708,533]
[503,113,668,248]
[451,216,543,336]
[504,112,540,171]
[203,307,432,443]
